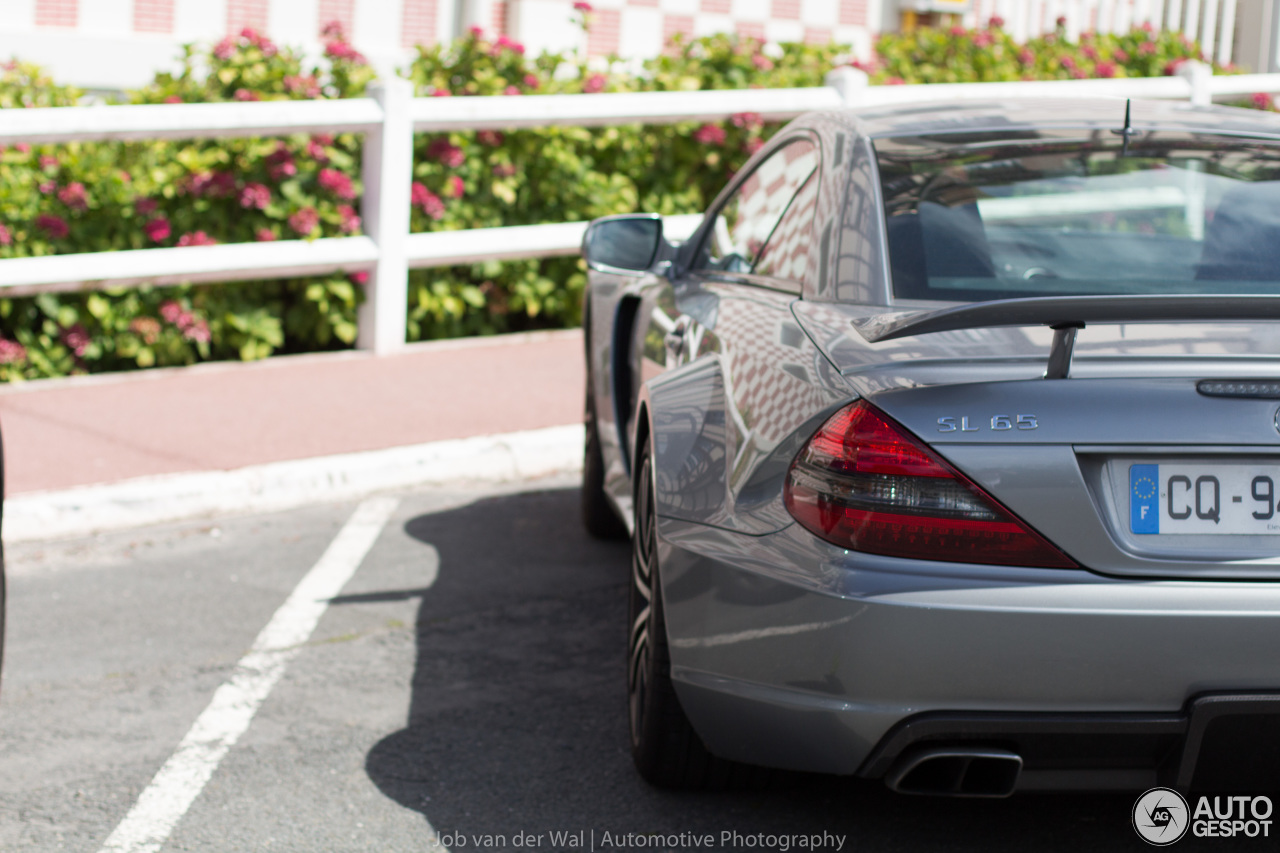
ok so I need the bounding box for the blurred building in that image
[0,0,877,90]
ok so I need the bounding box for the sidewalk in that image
[0,329,586,540]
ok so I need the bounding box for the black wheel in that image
[582,377,627,540]
[629,437,754,789]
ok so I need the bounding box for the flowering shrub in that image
[0,23,1260,380]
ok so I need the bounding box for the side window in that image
[754,172,819,285]
[698,139,819,274]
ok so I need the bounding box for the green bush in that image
[0,23,1259,380]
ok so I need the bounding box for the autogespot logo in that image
[1134,788,1190,846]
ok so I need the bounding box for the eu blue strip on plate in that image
[1131,464,1159,534]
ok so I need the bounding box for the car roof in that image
[813,97,1280,141]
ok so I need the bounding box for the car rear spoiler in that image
[850,294,1280,379]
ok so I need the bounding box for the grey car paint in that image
[583,99,1280,790]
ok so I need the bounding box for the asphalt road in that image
[0,479,1259,852]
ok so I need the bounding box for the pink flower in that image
[468,24,485,37]
[1095,61,1117,78]
[57,182,87,210]
[350,271,369,285]
[36,214,68,239]
[159,300,184,324]
[233,88,260,101]
[0,338,26,364]
[61,324,90,357]
[14,143,29,154]
[129,317,160,343]
[38,180,56,195]
[239,182,271,209]
[136,197,158,215]
[1018,48,1035,65]
[0,223,10,246]
[320,19,345,39]
[988,14,1005,27]
[1082,44,1098,60]
[1114,49,1129,62]
[187,170,236,198]
[318,168,356,199]
[885,76,906,85]
[743,138,765,155]
[1061,55,1077,69]
[731,112,762,129]
[693,124,726,145]
[492,163,516,178]
[949,25,966,36]
[503,85,521,96]
[289,206,320,236]
[325,40,366,63]
[426,138,465,168]
[336,204,361,233]
[213,37,237,60]
[1164,58,1187,76]
[1056,15,1068,27]
[752,55,774,71]
[267,143,297,180]
[182,319,211,343]
[1138,41,1156,56]
[431,88,452,97]
[523,74,540,89]
[312,133,334,146]
[144,218,171,242]
[583,73,606,93]
[1253,92,1274,110]
[306,140,329,162]
[165,95,183,104]
[443,175,465,198]
[573,1,593,10]
[284,74,321,98]
[239,26,261,41]
[255,228,277,242]
[39,155,58,170]
[493,35,525,55]
[411,183,445,220]
[478,130,505,146]
[973,30,994,47]
[176,231,217,247]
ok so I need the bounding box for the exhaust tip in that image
[885,747,1022,798]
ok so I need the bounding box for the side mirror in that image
[583,215,663,273]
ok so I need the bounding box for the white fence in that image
[1,64,1279,353]
[969,0,1238,65]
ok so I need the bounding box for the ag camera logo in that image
[1133,788,1189,846]
[1132,789,1275,844]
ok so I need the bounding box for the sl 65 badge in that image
[937,415,1039,432]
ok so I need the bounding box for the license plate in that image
[1130,464,1280,535]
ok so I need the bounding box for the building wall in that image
[0,0,875,90]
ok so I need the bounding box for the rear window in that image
[874,131,1280,301]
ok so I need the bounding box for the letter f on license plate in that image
[1131,464,1160,534]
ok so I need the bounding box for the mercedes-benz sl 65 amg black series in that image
[580,98,1280,796]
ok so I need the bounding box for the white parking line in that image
[95,496,444,853]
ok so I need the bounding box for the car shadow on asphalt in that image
[361,487,1229,853]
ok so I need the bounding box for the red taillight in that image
[784,401,1077,569]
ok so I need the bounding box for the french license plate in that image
[1130,464,1280,535]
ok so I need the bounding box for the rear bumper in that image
[658,517,1280,789]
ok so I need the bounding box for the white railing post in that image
[1177,59,1214,105]
[358,76,415,354]
[825,66,869,106]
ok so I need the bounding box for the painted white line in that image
[6,423,584,543]
[95,496,442,853]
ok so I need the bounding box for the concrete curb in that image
[4,423,585,543]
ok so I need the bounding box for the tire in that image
[582,378,628,540]
[628,437,761,789]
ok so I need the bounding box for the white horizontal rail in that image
[0,237,378,297]
[854,75,1195,106]
[0,99,383,145]
[405,215,703,268]
[410,88,844,131]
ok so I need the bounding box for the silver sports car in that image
[580,98,1280,796]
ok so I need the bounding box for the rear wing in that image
[850,295,1280,379]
